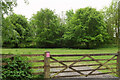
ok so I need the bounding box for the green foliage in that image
[1,0,17,15]
[2,6,115,48]
[102,0,119,44]
[64,7,110,48]
[30,8,63,48]
[65,9,74,23]
[1,0,28,15]
[37,74,44,78]
[2,55,33,79]
[2,13,32,48]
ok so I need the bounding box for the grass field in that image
[2,47,118,77]
[2,47,118,54]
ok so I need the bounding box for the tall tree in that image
[63,9,75,47]
[64,7,109,48]
[102,0,119,43]
[30,8,62,48]
[2,13,31,47]
[1,0,29,48]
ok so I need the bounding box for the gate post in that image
[44,51,50,78]
[118,1,120,78]
[117,51,120,77]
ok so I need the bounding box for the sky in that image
[13,0,112,19]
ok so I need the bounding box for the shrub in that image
[38,74,44,78]
[2,55,33,79]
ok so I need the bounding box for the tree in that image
[2,13,31,48]
[64,7,109,48]
[30,8,63,48]
[1,0,29,15]
[102,0,119,44]
[1,0,29,48]
[63,9,75,48]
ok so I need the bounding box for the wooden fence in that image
[1,52,119,78]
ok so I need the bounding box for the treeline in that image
[2,0,118,49]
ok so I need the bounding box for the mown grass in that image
[2,47,118,54]
[2,47,118,77]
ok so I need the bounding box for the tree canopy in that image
[2,13,31,47]
[30,8,63,48]
[64,7,109,48]
[102,0,119,43]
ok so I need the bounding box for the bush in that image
[2,55,33,79]
[38,74,44,78]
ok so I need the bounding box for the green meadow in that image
[2,47,118,54]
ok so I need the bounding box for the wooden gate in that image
[49,53,118,78]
